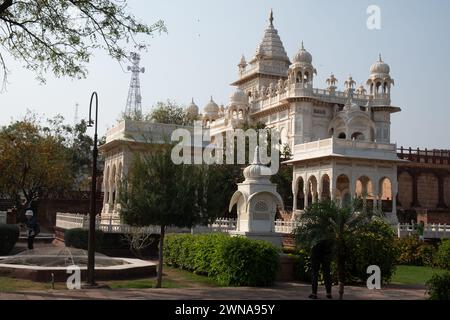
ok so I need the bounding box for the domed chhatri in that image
[293,41,313,64]
[186,98,199,117]
[370,54,390,75]
[203,96,219,115]
[229,88,248,105]
[243,146,273,182]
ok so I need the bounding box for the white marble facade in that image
[100,10,402,223]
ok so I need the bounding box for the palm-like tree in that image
[295,199,382,299]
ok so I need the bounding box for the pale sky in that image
[0,0,449,149]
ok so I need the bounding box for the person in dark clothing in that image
[25,210,39,250]
[309,239,334,299]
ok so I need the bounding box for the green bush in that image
[291,248,311,282]
[435,240,450,270]
[0,224,20,255]
[164,233,280,286]
[65,228,104,251]
[426,272,450,300]
[395,236,436,266]
[343,219,398,284]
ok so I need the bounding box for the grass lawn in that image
[0,265,219,292]
[391,265,447,285]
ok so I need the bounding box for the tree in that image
[294,199,382,300]
[0,0,166,86]
[0,116,74,209]
[146,100,192,126]
[118,144,224,288]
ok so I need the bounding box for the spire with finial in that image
[301,41,304,50]
[268,9,274,27]
[378,53,383,62]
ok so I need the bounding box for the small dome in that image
[243,146,272,181]
[186,98,199,116]
[370,54,390,74]
[293,42,312,64]
[203,96,219,115]
[230,88,248,105]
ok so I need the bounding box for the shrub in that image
[291,248,312,282]
[426,272,450,300]
[395,236,436,266]
[64,228,104,251]
[164,233,280,286]
[0,224,20,255]
[343,219,398,284]
[435,240,450,270]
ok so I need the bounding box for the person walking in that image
[25,210,39,250]
[309,238,334,300]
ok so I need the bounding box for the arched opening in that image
[379,177,393,212]
[356,176,373,209]
[295,177,305,210]
[376,81,382,94]
[338,132,346,139]
[304,71,310,83]
[104,166,110,207]
[336,174,350,206]
[321,174,331,201]
[296,71,302,83]
[351,132,365,141]
[109,164,117,212]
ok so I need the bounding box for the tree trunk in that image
[155,225,165,288]
[337,251,345,300]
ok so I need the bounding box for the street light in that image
[87,92,99,286]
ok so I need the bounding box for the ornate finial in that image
[210,95,213,102]
[301,41,304,50]
[378,53,383,62]
[191,97,195,104]
[269,9,274,27]
[253,146,261,165]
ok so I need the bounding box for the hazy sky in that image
[1,0,449,149]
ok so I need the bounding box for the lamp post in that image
[87,92,99,286]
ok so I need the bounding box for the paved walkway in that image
[0,283,427,300]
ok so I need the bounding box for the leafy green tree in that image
[146,100,192,126]
[0,0,166,86]
[0,116,74,209]
[118,144,225,288]
[294,200,382,299]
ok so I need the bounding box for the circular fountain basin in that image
[0,247,156,282]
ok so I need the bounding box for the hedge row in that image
[0,224,20,255]
[64,228,104,251]
[164,233,280,287]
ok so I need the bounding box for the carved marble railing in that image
[0,211,6,224]
[250,84,390,114]
[398,223,450,239]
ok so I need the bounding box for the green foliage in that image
[164,234,280,287]
[0,224,19,255]
[64,228,104,251]
[146,100,195,126]
[0,116,74,207]
[343,218,398,283]
[289,249,312,282]
[426,272,450,300]
[435,240,450,270]
[0,0,166,85]
[395,236,436,266]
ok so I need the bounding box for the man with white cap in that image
[25,210,39,250]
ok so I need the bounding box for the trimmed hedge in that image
[426,272,450,300]
[0,224,20,255]
[164,233,280,287]
[65,228,104,251]
[435,240,450,270]
[395,236,436,266]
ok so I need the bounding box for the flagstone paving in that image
[0,282,427,300]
